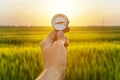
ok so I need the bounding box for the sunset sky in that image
[0,0,120,26]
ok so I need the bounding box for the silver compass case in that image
[51,14,69,30]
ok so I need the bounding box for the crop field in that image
[0,27,120,80]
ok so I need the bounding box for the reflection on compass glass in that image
[52,14,69,30]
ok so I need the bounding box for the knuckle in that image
[40,40,50,50]
[53,41,64,47]
[40,40,46,48]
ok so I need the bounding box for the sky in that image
[0,0,120,26]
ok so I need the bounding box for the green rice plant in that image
[0,27,120,80]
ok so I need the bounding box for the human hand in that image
[40,30,69,72]
[36,28,69,80]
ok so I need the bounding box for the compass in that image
[51,14,69,30]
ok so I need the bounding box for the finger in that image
[40,30,57,48]
[63,27,70,33]
[57,31,66,45]
[64,37,69,47]
[57,31,69,47]
[46,30,57,42]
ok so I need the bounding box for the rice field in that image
[0,27,120,80]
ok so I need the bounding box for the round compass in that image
[51,14,69,30]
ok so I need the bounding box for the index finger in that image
[40,30,57,48]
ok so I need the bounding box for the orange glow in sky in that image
[0,0,120,26]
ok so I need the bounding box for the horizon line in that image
[0,25,120,27]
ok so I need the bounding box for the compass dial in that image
[51,14,69,30]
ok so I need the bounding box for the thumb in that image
[57,31,65,44]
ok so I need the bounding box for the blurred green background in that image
[0,27,120,80]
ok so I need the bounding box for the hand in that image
[40,30,68,71]
[36,28,69,80]
[36,30,69,80]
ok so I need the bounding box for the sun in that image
[33,0,88,26]
[43,0,84,19]
[48,5,74,18]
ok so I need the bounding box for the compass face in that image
[51,14,69,30]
